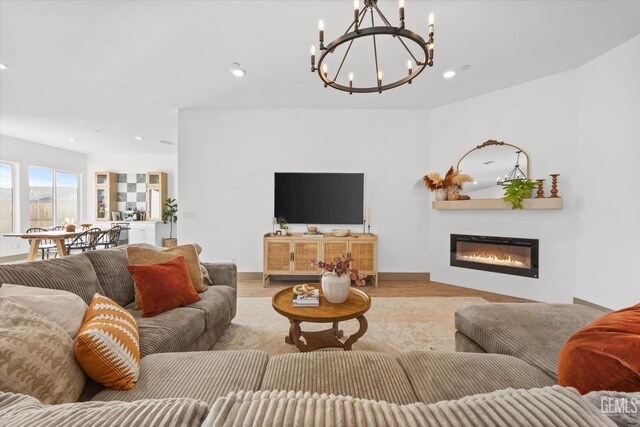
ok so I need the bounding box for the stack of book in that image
[292,289,319,306]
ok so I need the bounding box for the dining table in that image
[3,229,101,262]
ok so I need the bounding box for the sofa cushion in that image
[128,306,205,357]
[398,350,556,404]
[128,245,207,310]
[83,248,135,307]
[75,294,140,390]
[0,299,86,405]
[187,285,235,329]
[455,303,604,380]
[558,303,640,394]
[203,386,614,427]
[0,254,104,304]
[0,392,209,427]
[262,351,418,405]
[0,283,87,339]
[92,350,268,406]
[128,257,201,318]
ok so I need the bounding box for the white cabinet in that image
[128,222,168,246]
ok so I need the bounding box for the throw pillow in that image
[558,303,640,394]
[127,244,207,310]
[127,257,201,317]
[0,283,88,339]
[75,294,140,390]
[0,298,86,404]
[200,264,213,285]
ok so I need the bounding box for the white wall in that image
[178,109,430,271]
[85,153,178,221]
[427,71,579,303]
[0,134,87,257]
[575,35,640,309]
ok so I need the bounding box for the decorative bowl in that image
[307,226,318,233]
[332,229,349,237]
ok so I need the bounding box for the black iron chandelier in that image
[497,151,528,186]
[310,0,435,94]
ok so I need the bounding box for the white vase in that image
[435,189,448,201]
[321,272,351,304]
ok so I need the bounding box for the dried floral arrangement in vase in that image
[422,167,474,201]
[311,255,366,303]
[448,172,474,200]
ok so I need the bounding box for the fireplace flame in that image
[457,253,528,269]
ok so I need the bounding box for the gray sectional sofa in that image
[0,247,636,426]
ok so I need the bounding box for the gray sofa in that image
[1,250,636,426]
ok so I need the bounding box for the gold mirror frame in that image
[456,139,530,178]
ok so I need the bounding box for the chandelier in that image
[497,151,528,186]
[310,0,435,94]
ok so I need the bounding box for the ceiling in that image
[1,0,639,155]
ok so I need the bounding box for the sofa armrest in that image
[202,262,237,290]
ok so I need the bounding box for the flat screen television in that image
[274,173,364,224]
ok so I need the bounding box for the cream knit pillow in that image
[0,298,86,404]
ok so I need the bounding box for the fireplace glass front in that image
[450,234,539,278]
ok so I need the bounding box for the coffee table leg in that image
[343,316,368,351]
[332,321,344,339]
[285,319,301,346]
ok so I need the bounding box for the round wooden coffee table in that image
[272,286,372,352]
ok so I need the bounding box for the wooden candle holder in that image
[550,174,560,198]
[536,179,545,199]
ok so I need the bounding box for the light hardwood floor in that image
[239,278,533,303]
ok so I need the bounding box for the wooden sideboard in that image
[263,233,378,287]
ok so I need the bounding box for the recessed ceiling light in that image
[230,62,246,77]
[135,136,143,141]
[0,63,7,70]
[68,137,77,142]
[159,140,176,146]
[443,70,456,79]
[460,64,471,72]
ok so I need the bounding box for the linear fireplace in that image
[451,234,539,278]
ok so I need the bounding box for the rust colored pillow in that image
[558,303,640,394]
[127,257,201,318]
[127,244,207,310]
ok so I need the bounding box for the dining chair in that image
[94,226,122,249]
[25,227,58,260]
[66,228,102,254]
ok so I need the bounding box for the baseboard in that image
[239,272,431,282]
[0,253,28,264]
[573,297,612,313]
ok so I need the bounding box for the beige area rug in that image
[212,297,488,355]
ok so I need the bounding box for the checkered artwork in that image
[116,173,147,212]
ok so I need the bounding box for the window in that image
[29,166,79,227]
[0,162,15,233]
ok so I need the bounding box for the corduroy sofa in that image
[0,249,636,426]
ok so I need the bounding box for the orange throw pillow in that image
[75,294,140,390]
[127,257,201,318]
[558,303,640,394]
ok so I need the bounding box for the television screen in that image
[274,173,364,224]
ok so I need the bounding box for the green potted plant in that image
[503,179,539,209]
[277,216,289,235]
[162,198,178,247]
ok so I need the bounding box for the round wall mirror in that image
[456,140,530,199]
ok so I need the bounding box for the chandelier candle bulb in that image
[407,60,413,83]
[319,20,325,48]
[310,45,316,70]
[349,72,354,94]
[399,0,405,28]
[428,13,435,35]
[354,0,359,25]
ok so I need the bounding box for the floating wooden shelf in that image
[432,198,563,210]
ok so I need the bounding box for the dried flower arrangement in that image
[422,166,455,191]
[311,255,366,286]
[423,166,474,194]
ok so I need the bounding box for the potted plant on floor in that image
[311,255,366,304]
[162,198,178,247]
